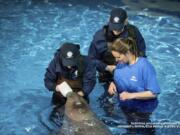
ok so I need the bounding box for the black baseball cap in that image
[60,43,80,67]
[109,8,127,31]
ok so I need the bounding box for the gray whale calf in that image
[54,92,113,135]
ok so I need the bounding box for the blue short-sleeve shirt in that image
[114,57,160,113]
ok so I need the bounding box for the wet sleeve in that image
[135,27,146,56]
[82,58,96,96]
[44,59,58,91]
[144,62,161,95]
[88,40,107,72]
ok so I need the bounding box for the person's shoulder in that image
[93,26,106,41]
[95,28,104,35]
[138,57,154,70]
[48,49,63,72]
[138,57,149,64]
[79,55,88,65]
[126,24,139,31]
[79,55,95,69]
[80,55,87,61]
[53,49,61,61]
[116,63,127,69]
[82,55,94,64]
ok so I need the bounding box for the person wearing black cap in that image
[44,42,96,105]
[87,8,146,104]
[44,43,96,126]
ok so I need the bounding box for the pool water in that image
[0,0,180,135]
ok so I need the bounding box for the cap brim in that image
[62,57,78,67]
[109,22,124,31]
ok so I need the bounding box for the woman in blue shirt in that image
[108,38,160,134]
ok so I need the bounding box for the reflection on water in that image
[0,0,180,135]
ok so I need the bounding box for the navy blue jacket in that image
[44,49,96,96]
[88,24,146,72]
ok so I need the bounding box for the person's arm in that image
[120,59,160,101]
[44,59,74,96]
[82,57,96,96]
[119,91,156,101]
[108,82,117,95]
[135,27,146,57]
[88,29,112,72]
[88,41,107,72]
[44,59,58,91]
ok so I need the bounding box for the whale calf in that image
[53,92,112,135]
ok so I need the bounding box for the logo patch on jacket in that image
[130,76,137,82]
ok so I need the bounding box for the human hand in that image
[105,65,116,73]
[77,91,84,97]
[55,81,73,97]
[108,82,117,95]
[119,91,135,101]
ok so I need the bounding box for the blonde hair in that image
[111,38,138,57]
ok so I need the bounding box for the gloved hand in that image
[55,81,73,97]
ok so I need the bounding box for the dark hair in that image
[111,38,138,57]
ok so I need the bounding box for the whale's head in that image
[65,92,93,122]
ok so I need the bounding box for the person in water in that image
[44,42,96,126]
[87,8,146,105]
[108,38,160,134]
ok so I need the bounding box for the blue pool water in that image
[0,0,180,135]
